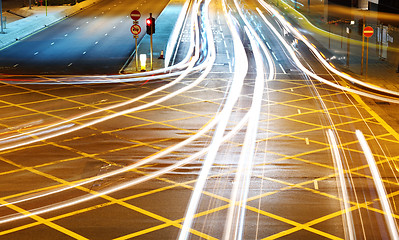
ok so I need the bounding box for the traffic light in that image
[146,17,155,35]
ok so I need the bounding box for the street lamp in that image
[0,0,5,34]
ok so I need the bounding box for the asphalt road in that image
[0,0,399,239]
[0,0,168,75]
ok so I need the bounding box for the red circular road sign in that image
[130,10,141,21]
[363,26,374,38]
[131,24,141,35]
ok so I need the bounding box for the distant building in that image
[370,0,399,13]
[328,0,399,13]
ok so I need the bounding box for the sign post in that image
[360,17,365,75]
[363,26,374,79]
[130,10,141,71]
[131,25,141,71]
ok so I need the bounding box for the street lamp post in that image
[0,0,4,34]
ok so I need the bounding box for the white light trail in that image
[356,130,399,240]
[178,0,242,238]
[223,27,267,240]
[0,107,249,225]
[0,0,215,209]
[0,1,205,152]
[255,6,399,105]
[221,0,277,236]
[257,1,399,99]
[327,129,356,240]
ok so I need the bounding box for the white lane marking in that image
[34,52,39,55]
[224,41,227,48]
[105,33,108,36]
[64,34,68,37]
[279,63,286,73]
[95,41,99,45]
[113,26,116,29]
[226,50,230,59]
[266,42,271,49]
[13,64,19,67]
[76,27,79,30]
[271,52,278,61]
[51,42,54,45]
[83,51,87,55]
[68,63,73,67]
[261,33,266,40]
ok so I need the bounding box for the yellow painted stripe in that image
[0,199,88,239]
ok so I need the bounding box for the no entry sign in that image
[363,26,374,38]
[131,24,141,35]
[130,10,141,21]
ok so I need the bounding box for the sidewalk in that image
[273,0,399,91]
[0,0,101,50]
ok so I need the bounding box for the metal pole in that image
[0,0,4,34]
[308,0,310,12]
[341,24,343,48]
[328,23,331,48]
[347,28,350,66]
[360,16,365,75]
[135,37,138,72]
[365,37,369,79]
[150,13,153,71]
[45,0,47,16]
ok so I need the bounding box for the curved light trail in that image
[0,0,216,210]
[258,0,399,100]
[356,130,399,240]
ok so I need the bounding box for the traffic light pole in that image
[150,13,153,71]
[135,37,138,71]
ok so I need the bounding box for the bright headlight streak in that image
[222,0,276,237]
[177,0,243,239]
[327,129,356,240]
[255,7,399,105]
[0,107,249,225]
[0,2,207,152]
[356,130,399,240]
[0,0,249,224]
[0,0,203,143]
[223,27,270,240]
[258,1,399,99]
[0,0,215,207]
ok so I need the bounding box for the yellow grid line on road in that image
[0,199,89,239]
